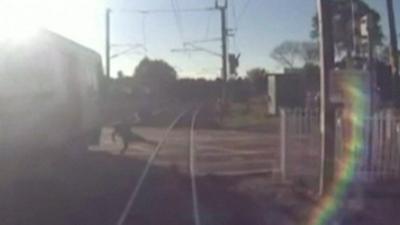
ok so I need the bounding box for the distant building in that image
[267,72,319,115]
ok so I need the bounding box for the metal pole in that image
[350,0,358,57]
[387,0,399,99]
[106,8,111,78]
[317,0,336,195]
[280,108,287,181]
[216,0,228,104]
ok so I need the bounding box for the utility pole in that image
[105,8,111,78]
[386,0,399,99]
[216,0,228,104]
[350,0,358,57]
[317,0,336,195]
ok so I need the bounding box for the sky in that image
[0,0,399,79]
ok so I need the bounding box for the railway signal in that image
[229,53,240,76]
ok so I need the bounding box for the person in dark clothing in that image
[111,114,155,154]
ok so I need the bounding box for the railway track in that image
[115,107,202,225]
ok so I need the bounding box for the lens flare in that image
[309,70,370,225]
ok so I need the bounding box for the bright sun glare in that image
[0,3,41,42]
[0,0,102,43]
[0,19,39,43]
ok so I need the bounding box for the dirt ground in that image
[95,127,281,176]
[0,125,316,225]
[1,125,400,225]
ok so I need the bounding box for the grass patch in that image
[222,99,278,131]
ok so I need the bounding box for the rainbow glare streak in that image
[308,71,370,225]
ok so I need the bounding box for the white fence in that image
[335,110,400,182]
[280,108,400,189]
[280,108,321,189]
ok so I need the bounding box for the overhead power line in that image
[141,13,148,55]
[114,7,215,14]
[184,37,221,44]
[111,43,140,47]
[171,42,221,57]
[236,0,252,28]
[203,11,212,39]
[230,0,239,52]
[231,0,238,29]
[111,44,146,59]
[171,0,185,45]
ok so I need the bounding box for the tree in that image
[270,41,301,69]
[376,46,400,65]
[246,68,268,94]
[270,41,319,69]
[300,42,320,65]
[132,57,177,96]
[311,0,384,59]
